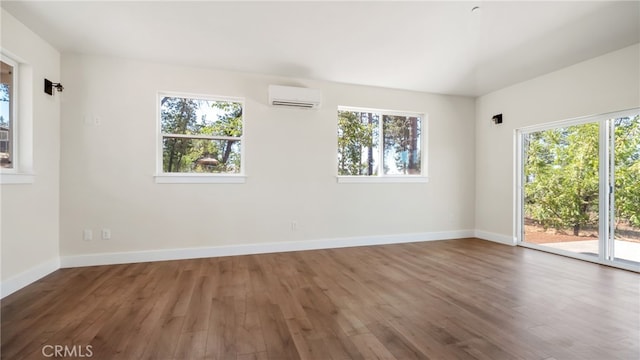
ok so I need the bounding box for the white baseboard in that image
[0,231,475,296]
[1,258,60,298]
[60,230,475,268]
[474,230,516,246]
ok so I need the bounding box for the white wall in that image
[4,9,637,295]
[0,10,60,291]
[475,43,640,242]
[59,53,476,259]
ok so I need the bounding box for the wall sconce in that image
[492,113,503,125]
[44,79,64,95]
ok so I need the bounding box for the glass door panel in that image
[522,122,600,258]
[612,115,640,265]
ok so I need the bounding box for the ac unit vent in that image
[268,85,322,109]
[271,101,316,109]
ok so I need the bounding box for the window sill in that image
[0,172,35,185]
[337,176,429,184]
[154,174,246,184]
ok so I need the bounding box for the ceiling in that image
[2,1,639,97]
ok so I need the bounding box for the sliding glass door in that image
[612,115,640,265]
[518,109,639,270]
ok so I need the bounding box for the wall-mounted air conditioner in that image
[268,85,322,109]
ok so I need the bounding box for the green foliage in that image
[383,115,421,174]
[524,116,640,234]
[161,97,242,173]
[614,116,640,227]
[161,97,199,172]
[337,111,422,176]
[337,111,377,175]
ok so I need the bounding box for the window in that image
[0,56,16,170]
[156,93,245,183]
[337,106,426,182]
[0,51,33,184]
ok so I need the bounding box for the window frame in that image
[154,91,246,184]
[336,105,428,183]
[1,54,18,173]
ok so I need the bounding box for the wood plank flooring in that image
[2,238,639,359]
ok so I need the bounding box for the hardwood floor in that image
[2,238,639,359]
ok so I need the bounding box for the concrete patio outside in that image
[544,239,640,265]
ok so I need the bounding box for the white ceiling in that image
[2,1,639,96]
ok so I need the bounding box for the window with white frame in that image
[158,93,244,175]
[0,55,17,170]
[337,106,425,180]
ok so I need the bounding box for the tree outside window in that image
[160,94,243,174]
[338,107,423,177]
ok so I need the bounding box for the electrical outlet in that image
[83,114,102,127]
[83,229,92,241]
[102,228,111,240]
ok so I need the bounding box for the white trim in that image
[338,105,423,118]
[514,128,523,246]
[60,230,474,268]
[154,174,246,184]
[0,172,35,184]
[158,91,244,104]
[1,258,60,298]
[4,232,633,297]
[474,230,516,246]
[337,176,429,184]
[599,119,610,261]
[606,118,616,260]
[162,133,240,141]
[518,108,639,134]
